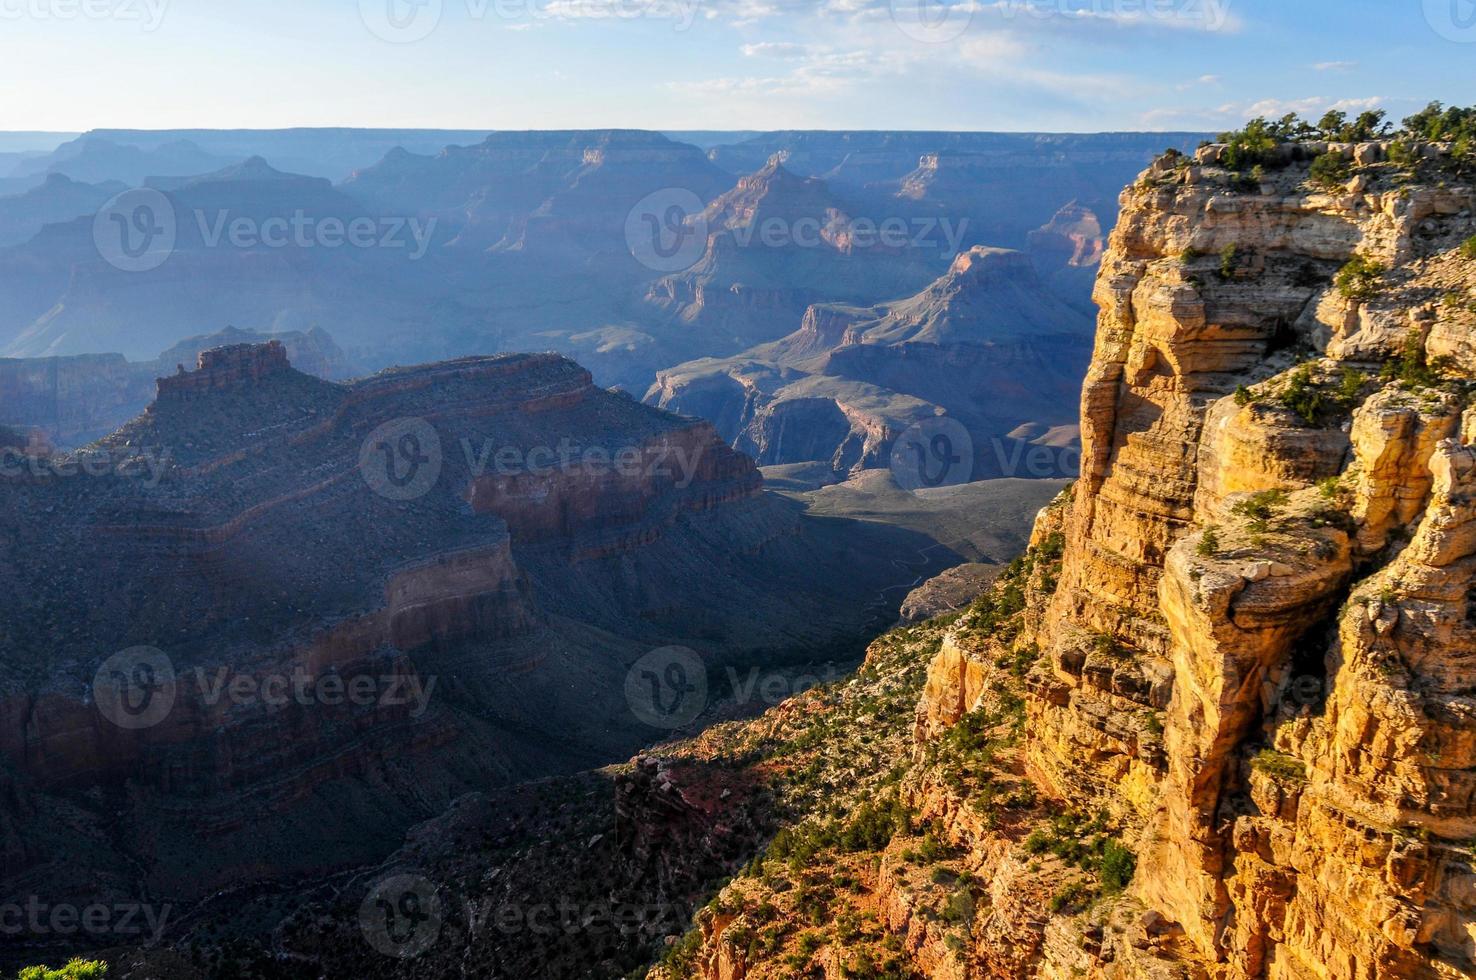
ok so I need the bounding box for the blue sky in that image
[1,0,1473,132]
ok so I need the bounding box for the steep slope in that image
[1026,200,1107,314]
[643,159,953,352]
[0,342,928,970]
[647,245,1093,477]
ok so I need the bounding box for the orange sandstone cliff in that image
[634,137,1476,980]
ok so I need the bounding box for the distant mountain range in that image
[0,127,1208,468]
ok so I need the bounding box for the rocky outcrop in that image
[900,563,1003,624]
[1014,139,1476,977]
[155,339,291,397]
[0,326,356,447]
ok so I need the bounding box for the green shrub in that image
[1233,384,1255,407]
[1252,748,1307,782]
[1335,254,1385,301]
[1099,840,1137,894]
[1216,118,1279,170]
[1196,526,1220,557]
[916,831,953,862]
[1381,328,1449,387]
[1308,151,1349,190]
[18,965,107,980]
[1048,881,1090,914]
[1316,108,1388,142]
[1387,139,1420,171]
[1232,490,1288,533]
[1336,366,1368,405]
[1460,235,1476,261]
[658,931,704,974]
[941,889,974,925]
[1024,828,1053,855]
[1219,243,1239,280]
[1278,364,1327,425]
[1402,102,1476,143]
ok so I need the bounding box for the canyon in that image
[108,129,1476,980]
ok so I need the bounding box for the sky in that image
[0,0,1473,132]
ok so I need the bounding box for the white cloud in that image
[740,41,810,58]
[1313,60,1357,72]
[688,0,1241,33]
[1176,73,1220,91]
